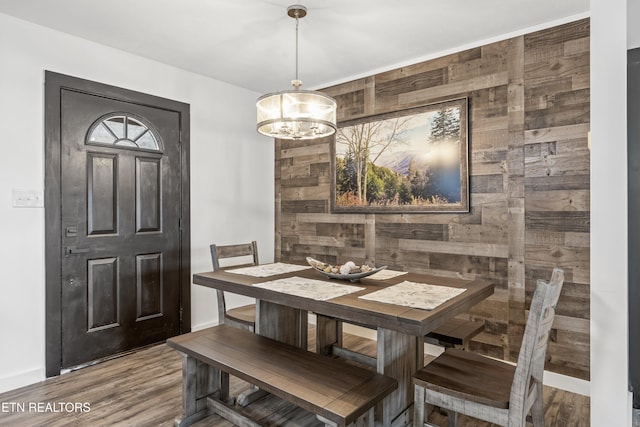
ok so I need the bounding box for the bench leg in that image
[206,394,262,427]
[317,407,374,427]
[414,385,425,427]
[174,351,224,427]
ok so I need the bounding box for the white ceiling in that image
[0,0,590,94]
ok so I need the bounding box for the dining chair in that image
[412,268,564,427]
[210,241,258,332]
[210,241,269,407]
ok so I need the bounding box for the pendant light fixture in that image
[256,5,337,140]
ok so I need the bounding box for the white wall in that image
[628,0,640,50]
[0,12,274,392]
[591,0,632,425]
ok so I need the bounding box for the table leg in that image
[376,328,423,427]
[316,314,342,355]
[257,300,308,349]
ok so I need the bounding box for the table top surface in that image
[193,265,494,336]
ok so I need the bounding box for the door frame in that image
[629,48,640,409]
[44,71,191,377]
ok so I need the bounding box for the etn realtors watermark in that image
[1,401,91,413]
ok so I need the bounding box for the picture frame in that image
[331,97,469,213]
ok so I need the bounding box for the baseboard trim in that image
[1,323,221,395]
[191,320,219,332]
[0,367,44,394]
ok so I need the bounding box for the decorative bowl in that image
[306,257,387,282]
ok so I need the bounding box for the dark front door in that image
[45,72,190,374]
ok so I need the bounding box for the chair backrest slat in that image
[210,242,259,271]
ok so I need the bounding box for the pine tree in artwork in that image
[429,107,460,143]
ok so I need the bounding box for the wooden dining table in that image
[193,264,493,427]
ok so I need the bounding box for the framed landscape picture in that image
[331,97,469,213]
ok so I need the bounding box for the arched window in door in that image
[86,113,163,152]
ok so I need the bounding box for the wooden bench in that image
[424,318,485,349]
[167,324,398,427]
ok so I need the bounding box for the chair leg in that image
[414,385,425,427]
[530,383,545,427]
[445,409,458,427]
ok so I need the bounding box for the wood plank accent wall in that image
[274,19,590,380]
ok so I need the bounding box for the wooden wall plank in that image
[281,200,327,213]
[297,213,367,224]
[375,68,447,98]
[525,245,589,271]
[376,223,448,241]
[334,90,365,121]
[448,224,508,244]
[395,72,509,110]
[524,174,589,191]
[525,189,589,211]
[506,34,526,363]
[280,142,330,159]
[525,211,590,233]
[481,201,509,225]
[524,122,590,144]
[374,47,483,84]
[524,152,590,177]
[398,238,509,259]
[524,20,590,50]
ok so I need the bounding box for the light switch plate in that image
[13,189,44,208]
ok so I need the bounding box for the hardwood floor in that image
[0,330,589,427]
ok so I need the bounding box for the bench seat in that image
[167,324,397,427]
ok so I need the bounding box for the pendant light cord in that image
[288,6,304,89]
[294,10,300,86]
[295,14,299,82]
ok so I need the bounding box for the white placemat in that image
[359,281,466,310]
[253,276,365,301]
[366,269,408,280]
[226,262,309,277]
